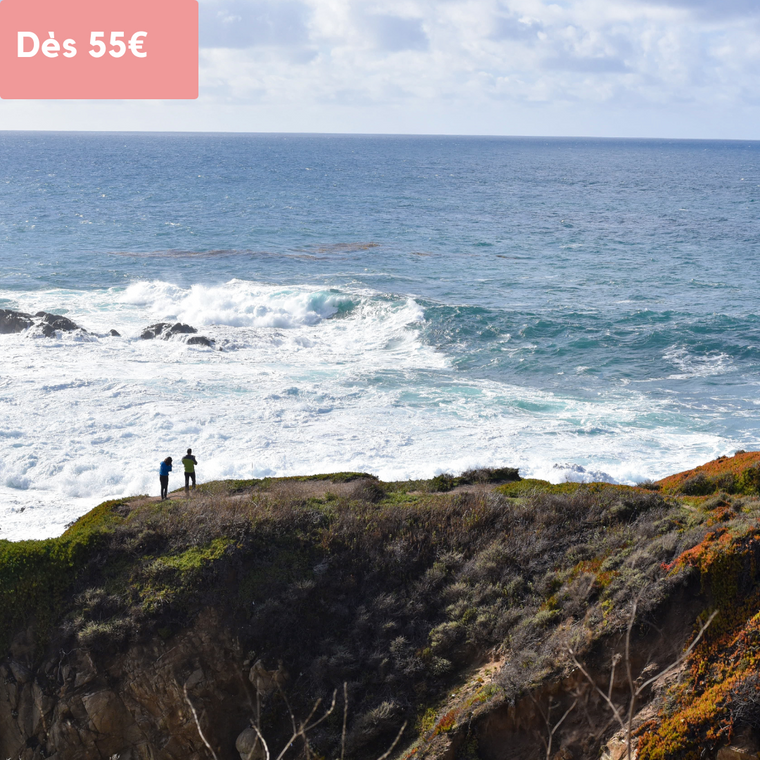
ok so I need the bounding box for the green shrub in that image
[679,474,715,496]
[0,501,121,654]
[458,467,520,484]
[497,479,583,497]
[429,474,456,492]
[737,465,760,495]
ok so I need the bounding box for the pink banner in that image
[0,0,198,99]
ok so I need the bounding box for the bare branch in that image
[569,650,626,731]
[302,690,338,734]
[273,690,301,760]
[607,653,621,705]
[546,700,578,759]
[273,728,298,760]
[340,682,348,760]
[375,720,408,760]
[249,723,271,760]
[635,610,718,696]
[183,682,220,760]
[299,691,337,760]
[272,691,337,760]
[625,598,638,760]
[569,601,718,760]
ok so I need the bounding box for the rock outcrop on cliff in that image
[1,610,247,760]
[2,460,760,760]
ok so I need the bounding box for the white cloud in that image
[194,0,760,113]
[2,0,759,136]
[199,0,313,48]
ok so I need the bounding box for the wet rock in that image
[0,309,86,337]
[81,690,131,735]
[16,683,34,737]
[248,660,287,696]
[165,322,197,336]
[184,668,204,690]
[140,322,171,339]
[109,329,121,337]
[140,322,198,340]
[0,308,33,334]
[140,322,213,346]
[34,312,82,337]
[186,335,214,347]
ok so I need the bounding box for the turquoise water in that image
[1,133,759,538]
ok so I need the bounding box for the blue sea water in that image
[1,133,759,539]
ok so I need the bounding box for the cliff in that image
[2,457,760,760]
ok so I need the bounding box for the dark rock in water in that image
[167,323,197,335]
[109,329,121,337]
[140,322,198,340]
[186,335,214,347]
[0,308,33,334]
[0,308,84,336]
[140,322,171,339]
[34,312,83,337]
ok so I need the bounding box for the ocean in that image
[1,132,759,540]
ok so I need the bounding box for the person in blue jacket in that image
[159,457,173,500]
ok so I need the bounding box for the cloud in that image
[199,0,312,48]
[543,54,629,73]
[631,0,760,20]
[356,12,429,52]
[187,0,760,135]
[5,0,760,138]
[489,11,543,41]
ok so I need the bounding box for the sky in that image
[1,0,760,137]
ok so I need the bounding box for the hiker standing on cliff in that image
[182,448,198,493]
[159,457,173,500]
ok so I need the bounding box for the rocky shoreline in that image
[0,307,214,346]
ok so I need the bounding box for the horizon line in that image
[1,129,759,143]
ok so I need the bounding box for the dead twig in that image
[375,720,408,760]
[274,689,338,760]
[340,682,348,760]
[569,603,718,760]
[183,681,220,760]
[246,681,401,760]
[531,694,579,759]
[249,722,271,760]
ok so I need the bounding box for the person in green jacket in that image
[182,448,198,492]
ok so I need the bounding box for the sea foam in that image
[1,134,756,542]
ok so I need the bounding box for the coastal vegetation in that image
[3,454,760,759]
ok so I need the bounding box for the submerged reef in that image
[2,457,760,760]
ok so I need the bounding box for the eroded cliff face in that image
[0,589,718,760]
[0,608,250,760]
